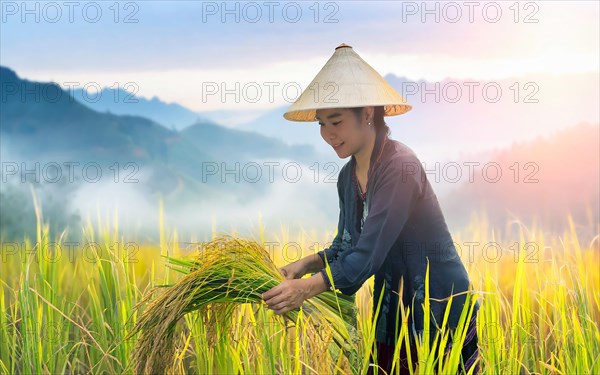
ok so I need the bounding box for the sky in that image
[1,1,598,111]
[1,0,598,237]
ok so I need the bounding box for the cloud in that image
[67,159,340,242]
[2,1,597,76]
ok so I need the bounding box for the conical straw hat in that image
[283,43,412,122]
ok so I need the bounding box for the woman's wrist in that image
[303,253,325,274]
[300,272,328,299]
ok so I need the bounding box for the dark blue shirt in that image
[317,130,479,345]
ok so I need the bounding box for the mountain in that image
[382,72,600,161]
[66,75,323,164]
[0,66,217,194]
[442,122,599,237]
[71,87,209,131]
[200,108,266,127]
[0,66,323,170]
[233,105,333,154]
[0,66,334,239]
[181,122,317,165]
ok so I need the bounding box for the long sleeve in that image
[325,157,423,295]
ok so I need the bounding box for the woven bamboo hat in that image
[283,43,412,122]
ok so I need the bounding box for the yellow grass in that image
[0,209,598,374]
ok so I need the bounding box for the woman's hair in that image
[350,106,391,137]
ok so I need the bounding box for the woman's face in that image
[316,107,372,158]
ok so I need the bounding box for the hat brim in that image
[283,103,412,122]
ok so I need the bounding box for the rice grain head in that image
[126,235,358,374]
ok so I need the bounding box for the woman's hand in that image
[279,254,325,279]
[279,259,307,280]
[262,279,309,315]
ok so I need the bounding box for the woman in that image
[262,44,479,374]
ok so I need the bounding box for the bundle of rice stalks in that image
[127,235,359,374]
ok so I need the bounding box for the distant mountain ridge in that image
[3,66,596,240]
[65,73,322,163]
[0,66,194,164]
[182,121,317,165]
[0,65,338,239]
[71,87,209,131]
[0,66,321,197]
[443,122,599,236]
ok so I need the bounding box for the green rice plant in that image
[1,203,598,374]
[126,234,359,375]
[360,262,480,375]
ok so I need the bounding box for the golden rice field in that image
[0,209,598,374]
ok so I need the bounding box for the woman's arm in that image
[300,253,326,274]
[325,156,424,295]
[279,253,324,279]
[263,271,328,315]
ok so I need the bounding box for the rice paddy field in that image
[1,209,598,374]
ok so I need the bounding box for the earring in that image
[368,122,373,127]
